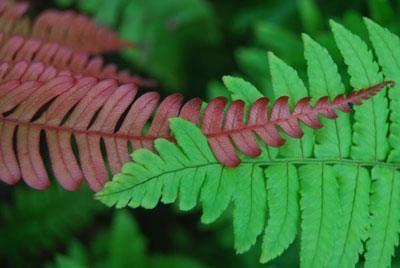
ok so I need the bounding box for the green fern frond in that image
[97,19,400,267]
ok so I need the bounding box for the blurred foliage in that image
[45,210,210,268]
[0,182,104,267]
[3,0,400,267]
[53,0,221,94]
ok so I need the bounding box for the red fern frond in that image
[0,0,131,54]
[0,34,155,87]
[0,67,392,191]
[201,81,394,166]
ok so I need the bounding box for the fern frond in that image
[97,18,400,268]
[0,0,130,53]
[0,34,155,87]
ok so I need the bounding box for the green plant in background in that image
[45,210,209,268]
[98,18,400,268]
[54,0,220,92]
[0,183,104,266]
[229,0,400,101]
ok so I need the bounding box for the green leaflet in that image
[268,52,314,158]
[260,164,300,263]
[328,165,370,268]
[299,164,340,268]
[200,165,236,224]
[303,34,351,158]
[330,20,389,161]
[233,165,267,254]
[365,167,400,268]
[364,18,400,162]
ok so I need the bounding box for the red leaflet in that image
[0,35,155,87]
[0,0,131,54]
[0,67,393,191]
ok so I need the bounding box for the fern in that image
[97,20,400,267]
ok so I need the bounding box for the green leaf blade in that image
[200,166,236,224]
[299,164,341,268]
[328,165,371,268]
[365,167,400,268]
[233,164,267,254]
[260,164,300,263]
